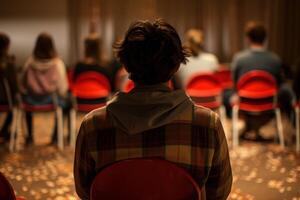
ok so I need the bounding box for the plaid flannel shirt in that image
[74,104,232,200]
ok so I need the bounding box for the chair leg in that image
[9,108,18,152]
[295,106,300,153]
[219,105,228,137]
[219,105,226,124]
[70,108,76,147]
[16,110,26,152]
[232,105,239,148]
[275,108,285,148]
[56,107,64,150]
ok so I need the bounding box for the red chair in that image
[0,172,25,200]
[215,69,233,89]
[0,78,19,152]
[90,158,201,200]
[122,79,135,93]
[186,73,226,124]
[70,72,111,146]
[232,70,284,148]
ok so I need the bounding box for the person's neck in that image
[249,43,264,50]
[84,57,98,64]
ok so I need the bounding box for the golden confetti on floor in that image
[0,112,300,199]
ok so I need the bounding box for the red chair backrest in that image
[214,69,233,89]
[186,73,222,97]
[122,79,135,93]
[72,72,111,99]
[0,172,16,200]
[90,159,201,200]
[237,70,277,99]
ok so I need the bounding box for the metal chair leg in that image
[219,105,226,125]
[295,106,300,153]
[56,107,64,150]
[9,107,18,152]
[275,108,285,148]
[16,110,26,152]
[70,108,76,147]
[232,105,239,148]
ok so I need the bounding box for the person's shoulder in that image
[81,106,112,132]
[266,51,281,63]
[234,49,251,60]
[193,105,219,129]
[52,57,65,66]
[201,52,218,61]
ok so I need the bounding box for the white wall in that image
[0,0,71,66]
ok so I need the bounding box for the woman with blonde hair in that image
[175,29,219,88]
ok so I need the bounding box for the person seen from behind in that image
[74,19,232,200]
[175,29,219,88]
[20,33,68,145]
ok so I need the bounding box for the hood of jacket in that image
[106,84,193,134]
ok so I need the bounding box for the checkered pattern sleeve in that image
[205,112,232,200]
[74,116,96,200]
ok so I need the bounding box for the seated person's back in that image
[20,33,68,103]
[74,19,232,200]
[175,29,219,88]
[232,21,282,85]
[0,32,18,104]
[73,35,110,83]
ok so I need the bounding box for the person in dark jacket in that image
[0,32,19,142]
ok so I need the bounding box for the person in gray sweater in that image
[228,21,293,141]
[232,21,282,85]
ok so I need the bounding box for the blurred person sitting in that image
[175,29,219,88]
[230,21,293,140]
[0,32,19,142]
[232,21,282,85]
[74,19,232,200]
[20,33,68,145]
[73,34,111,86]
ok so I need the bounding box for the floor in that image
[0,112,300,200]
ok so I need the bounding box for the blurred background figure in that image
[0,32,18,143]
[73,34,110,84]
[175,29,219,88]
[232,21,281,85]
[229,21,293,141]
[20,33,68,145]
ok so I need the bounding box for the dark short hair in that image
[114,19,189,85]
[33,33,57,59]
[0,32,10,58]
[245,21,267,44]
[84,34,100,61]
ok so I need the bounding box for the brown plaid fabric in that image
[74,105,232,200]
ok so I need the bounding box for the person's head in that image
[0,32,10,58]
[245,21,267,45]
[84,34,101,62]
[185,29,204,57]
[33,33,57,59]
[114,19,189,85]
